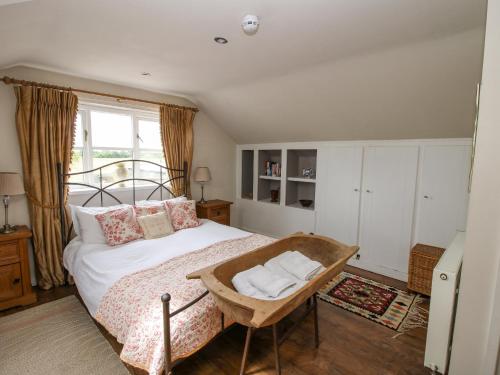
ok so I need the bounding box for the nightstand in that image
[0,226,36,310]
[196,200,233,226]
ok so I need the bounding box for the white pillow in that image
[135,196,187,206]
[72,204,131,243]
[137,212,174,240]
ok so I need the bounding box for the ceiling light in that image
[141,72,151,77]
[214,37,228,44]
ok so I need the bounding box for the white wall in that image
[449,0,500,373]
[0,65,236,284]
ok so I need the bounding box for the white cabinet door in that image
[414,145,471,248]
[315,146,363,246]
[359,146,419,275]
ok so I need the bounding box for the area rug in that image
[318,272,427,334]
[0,295,128,375]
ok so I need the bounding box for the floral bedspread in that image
[94,234,273,375]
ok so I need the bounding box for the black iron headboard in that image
[57,159,187,247]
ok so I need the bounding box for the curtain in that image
[159,105,196,197]
[15,86,78,290]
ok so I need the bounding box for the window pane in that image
[91,149,133,187]
[138,119,162,149]
[74,113,83,148]
[136,151,166,186]
[91,111,132,148]
[69,149,85,188]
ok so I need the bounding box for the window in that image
[69,103,165,191]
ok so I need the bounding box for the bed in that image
[58,159,275,375]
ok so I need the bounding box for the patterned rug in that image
[318,272,427,334]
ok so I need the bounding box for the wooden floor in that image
[0,266,429,375]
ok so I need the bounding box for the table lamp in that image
[0,172,25,234]
[194,167,211,204]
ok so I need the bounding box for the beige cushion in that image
[137,212,174,239]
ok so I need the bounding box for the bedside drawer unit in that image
[0,263,22,301]
[0,226,37,311]
[0,241,20,266]
[196,200,233,226]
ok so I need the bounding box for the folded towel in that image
[278,251,325,281]
[246,265,296,298]
[232,264,302,300]
[232,268,271,300]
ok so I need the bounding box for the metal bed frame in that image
[57,159,217,375]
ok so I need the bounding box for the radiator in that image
[424,231,466,374]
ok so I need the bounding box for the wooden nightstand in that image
[196,200,233,226]
[0,226,36,310]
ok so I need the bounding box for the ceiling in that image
[0,0,487,142]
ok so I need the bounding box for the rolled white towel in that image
[247,265,296,298]
[278,251,325,281]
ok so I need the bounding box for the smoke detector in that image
[241,14,260,35]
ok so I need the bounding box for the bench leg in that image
[273,324,281,375]
[313,293,320,348]
[240,327,253,375]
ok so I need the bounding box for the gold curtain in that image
[15,86,77,290]
[159,105,196,197]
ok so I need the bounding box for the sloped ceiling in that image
[0,0,486,143]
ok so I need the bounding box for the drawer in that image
[0,241,20,266]
[208,206,228,218]
[0,263,22,301]
[212,216,229,225]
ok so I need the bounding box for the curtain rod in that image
[0,76,199,112]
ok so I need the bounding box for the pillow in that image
[164,200,201,231]
[134,204,166,217]
[137,212,174,239]
[135,196,187,206]
[72,204,130,243]
[95,207,143,246]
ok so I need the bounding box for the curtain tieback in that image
[25,191,63,209]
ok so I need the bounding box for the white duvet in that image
[63,219,252,316]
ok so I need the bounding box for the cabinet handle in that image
[365,189,373,193]
[12,278,20,285]
[424,195,430,199]
[354,188,359,192]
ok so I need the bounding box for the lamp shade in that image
[194,167,211,183]
[0,173,25,196]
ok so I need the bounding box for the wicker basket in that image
[407,243,445,296]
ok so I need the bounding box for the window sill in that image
[68,184,167,196]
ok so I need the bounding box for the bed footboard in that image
[161,290,220,374]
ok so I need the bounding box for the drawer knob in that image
[12,277,20,285]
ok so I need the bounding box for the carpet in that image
[0,295,128,375]
[318,272,427,334]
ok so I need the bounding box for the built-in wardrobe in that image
[235,139,471,281]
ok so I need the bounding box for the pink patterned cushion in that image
[133,204,165,217]
[164,200,201,231]
[95,207,143,246]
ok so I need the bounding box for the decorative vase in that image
[270,189,279,203]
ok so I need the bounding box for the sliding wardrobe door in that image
[414,144,471,248]
[358,146,419,278]
[315,146,363,246]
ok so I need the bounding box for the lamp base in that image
[198,184,207,204]
[0,224,17,234]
